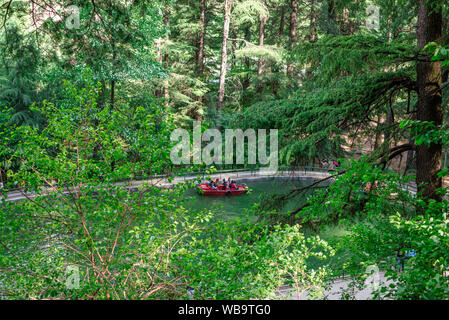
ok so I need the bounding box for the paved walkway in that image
[2,168,417,203]
[1,169,334,203]
[278,271,394,300]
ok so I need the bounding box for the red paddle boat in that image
[197,183,248,196]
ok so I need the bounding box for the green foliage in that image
[296,158,414,225]
[0,25,41,126]
[233,0,269,26]
[0,106,25,182]
[234,71,413,164]
[0,70,189,299]
[425,42,449,67]
[399,120,443,147]
[335,208,449,299]
[293,33,415,84]
[183,222,334,299]
[0,73,332,299]
[279,155,449,299]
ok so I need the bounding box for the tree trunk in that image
[195,0,207,116]
[197,0,206,77]
[243,26,251,92]
[287,0,298,77]
[404,140,415,174]
[416,0,443,204]
[305,0,317,78]
[309,0,317,43]
[272,5,285,97]
[279,5,285,42]
[231,27,237,69]
[217,0,234,115]
[110,39,116,108]
[374,115,383,150]
[443,14,449,84]
[327,0,336,34]
[110,79,115,107]
[163,4,170,107]
[341,7,350,35]
[443,13,449,45]
[155,34,163,98]
[258,15,267,93]
[98,80,106,108]
[381,108,394,167]
[241,26,251,106]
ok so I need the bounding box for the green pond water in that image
[182,178,313,221]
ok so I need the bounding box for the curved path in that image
[1,169,336,203]
[278,271,394,300]
[1,168,417,203]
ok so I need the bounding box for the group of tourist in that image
[207,178,237,191]
[397,248,417,272]
[320,159,341,170]
[364,180,380,193]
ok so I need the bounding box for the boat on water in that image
[197,183,248,196]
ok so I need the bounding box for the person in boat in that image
[336,160,342,168]
[321,160,328,168]
[208,179,219,191]
[229,180,236,190]
[222,178,228,189]
[363,180,379,194]
[363,181,373,194]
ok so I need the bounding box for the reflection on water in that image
[182,178,311,221]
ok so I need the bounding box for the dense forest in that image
[0,0,448,300]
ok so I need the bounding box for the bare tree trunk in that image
[309,0,317,43]
[279,5,285,42]
[341,7,349,35]
[110,38,117,108]
[241,26,251,106]
[195,0,207,118]
[374,115,383,150]
[380,16,394,161]
[258,15,267,93]
[110,79,115,107]
[287,0,297,77]
[416,0,443,204]
[231,27,237,69]
[217,0,234,115]
[327,0,336,34]
[163,4,170,107]
[98,80,106,108]
[381,108,394,167]
[305,0,317,78]
[155,34,163,98]
[197,0,206,77]
[443,13,449,84]
[243,26,251,87]
[273,5,285,97]
[404,137,415,174]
